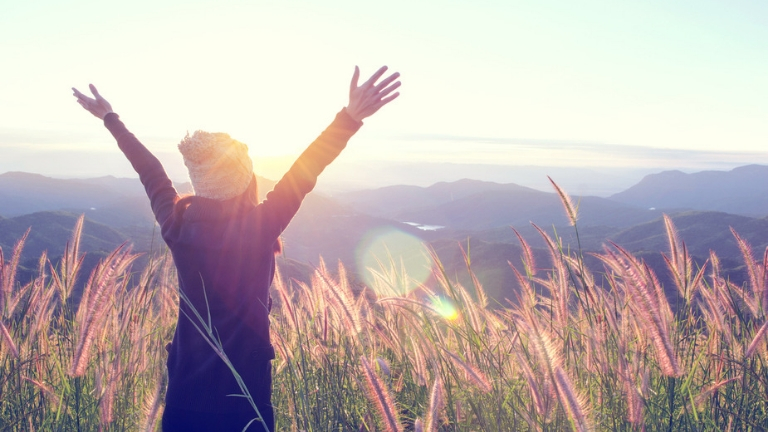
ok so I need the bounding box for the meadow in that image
[2,183,768,431]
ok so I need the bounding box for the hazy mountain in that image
[0,172,129,217]
[318,161,669,196]
[0,211,128,262]
[424,234,747,310]
[281,192,428,266]
[467,210,768,259]
[338,178,662,230]
[1,169,766,307]
[609,164,768,216]
[0,172,275,228]
[75,175,152,196]
[336,179,526,219]
[428,237,526,304]
[0,172,163,227]
[609,211,768,259]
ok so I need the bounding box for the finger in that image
[371,92,400,112]
[383,92,400,103]
[72,87,88,99]
[376,92,400,107]
[362,65,388,87]
[363,92,400,118]
[89,83,101,98]
[376,81,401,99]
[373,72,400,92]
[75,95,93,105]
[75,96,93,106]
[350,66,360,94]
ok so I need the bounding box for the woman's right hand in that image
[346,66,401,122]
[72,84,114,120]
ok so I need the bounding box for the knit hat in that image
[178,130,254,200]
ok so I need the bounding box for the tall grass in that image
[0,216,177,431]
[2,188,768,429]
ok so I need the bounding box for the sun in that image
[252,155,296,182]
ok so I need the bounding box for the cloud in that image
[0,129,102,149]
[0,128,176,148]
[390,134,768,169]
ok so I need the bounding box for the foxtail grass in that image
[3,188,768,430]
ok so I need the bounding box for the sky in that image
[1,0,767,193]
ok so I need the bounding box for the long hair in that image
[173,175,282,255]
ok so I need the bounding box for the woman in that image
[72,66,400,431]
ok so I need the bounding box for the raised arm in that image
[72,85,179,230]
[259,66,401,238]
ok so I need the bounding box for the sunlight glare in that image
[430,296,459,321]
[354,227,432,295]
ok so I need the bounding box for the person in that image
[72,66,400,431]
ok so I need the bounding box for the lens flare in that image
[355,227,432,295]
[430,296,459,320]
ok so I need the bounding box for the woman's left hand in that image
[346,66,401,122]
[72,84,114,120]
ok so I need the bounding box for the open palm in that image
[346,66,401,122]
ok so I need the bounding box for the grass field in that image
[2,193,768,430]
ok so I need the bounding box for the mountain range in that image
[610,165,768,216]
[2,164,768,305]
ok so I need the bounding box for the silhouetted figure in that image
[73,66,400,431]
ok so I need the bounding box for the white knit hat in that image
[178,130,254,200]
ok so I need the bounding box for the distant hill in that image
[319,161,656,196]
[0,172,276,228]
[428,237,525,304]
[0,211,128,262]
[609,164,768,217]
[468,210,768,259]
[608,211,768,259]
[281,193,428,266]
[336,179,527,219]
[0,172,165,227]
[425,234,747,310]
[0,172,133,217]
[3,169,768,307]
[0,211,136,296]
[338,178,660,230]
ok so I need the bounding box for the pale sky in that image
[1,0,767,187]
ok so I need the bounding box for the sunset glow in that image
[2,0,767,185]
